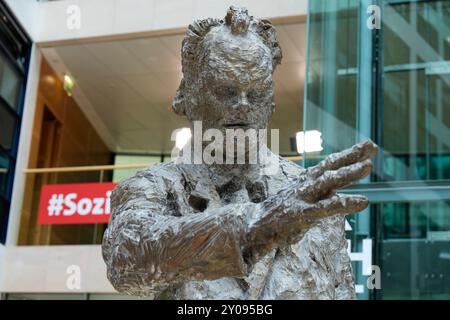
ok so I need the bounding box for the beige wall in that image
[0,245,114,293]
[6,0,307,45]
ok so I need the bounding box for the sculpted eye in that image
[247,89,260,103]
[247,79,272,103]
[214,86,239,98]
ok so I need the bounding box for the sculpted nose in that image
[237,91,249,108]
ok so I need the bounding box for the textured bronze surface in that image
[102,6,378,299]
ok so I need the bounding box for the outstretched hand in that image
[294,139,378,215]
[245,140,378,262]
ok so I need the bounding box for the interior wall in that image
[0,245,115,294]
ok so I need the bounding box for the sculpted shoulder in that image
[110,161,182,206]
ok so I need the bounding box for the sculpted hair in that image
[172,6,283,116]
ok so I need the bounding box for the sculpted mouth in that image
[223,123,251,128]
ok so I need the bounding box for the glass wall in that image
[17,153,166,246]
[0,2,31,243]
[379,200,450,299]
[112,154,166,182]
[305,0,450,299]
[380,1,450,182]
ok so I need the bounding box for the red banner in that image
[38,182,117,225]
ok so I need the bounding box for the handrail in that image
[285,156,302,161]
[24,163,151,174]
[23,156,303,174]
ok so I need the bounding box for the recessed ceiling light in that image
[296,130,323,154]
[175,128,191,150]
[63,74,74,96]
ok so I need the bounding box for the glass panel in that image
[0,54,21,110]
[304,0,364,169]
[113,155,162,182]
[305,0,450,300]
[381,70,427,181]
[0,196,9,243]
[379,1,450,182]
[0,151,10,198]
[0,104,17,152]
[0,0,30,245]
[378,201,450,299]
[306,0,376,300]
[18,170,110,246]
[427,73,450,180]
[384,2,426,66]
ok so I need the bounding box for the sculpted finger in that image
[303,194,368,220]
[301,159,372,201]
[308,139,378,179]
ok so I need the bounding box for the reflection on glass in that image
[379,201,450,299]
[304,0,359,167]
[0,105,16,151]
[0,56,21,109]
[112,155,162,182]
[0,152,9,198]
[18,170,112,246]
[380,1,450,182]
[305,0,450,300]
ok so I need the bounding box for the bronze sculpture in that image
[102,6,378,299]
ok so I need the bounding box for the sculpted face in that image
[185,25,276,132]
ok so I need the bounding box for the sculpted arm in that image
[102,172,254,296]
[102,141,377,295]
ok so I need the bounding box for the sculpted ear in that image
[171,79,186,116]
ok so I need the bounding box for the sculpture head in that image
[172,6,282,132]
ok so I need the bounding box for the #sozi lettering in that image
[48,191,112,216]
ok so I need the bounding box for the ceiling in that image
[42,22,306,155]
